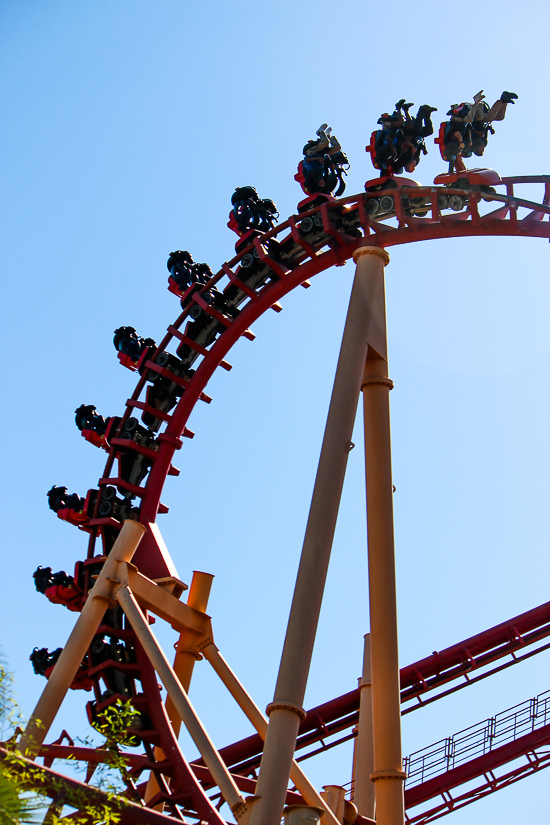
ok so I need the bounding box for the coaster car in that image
[44,583,82,612]
[87,695,150,745]
[434,168,501,209]
[294,193,362,238]
[88,635,137,699]
[175,286,240,370]
[364,175,430,219]
[243,191,362,277]
[103,414,156,486]
[105,414,153,446]
[223,230,283,303]
[113,327,157,372]
[93,485,136,521]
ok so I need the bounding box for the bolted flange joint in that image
[369,769,408,782]
[265,701,307,722]
[353,246,390,265]
[361,376,394,391]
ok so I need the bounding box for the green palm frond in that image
[0,771,41,825]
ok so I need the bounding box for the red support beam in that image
[211,600,550,771]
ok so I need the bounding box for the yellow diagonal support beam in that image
[122,564,213,642]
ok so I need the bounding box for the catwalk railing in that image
[402,691,550,823]
[404,689,550,787]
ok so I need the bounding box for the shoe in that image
[422,105,438,113]
[395,98,406,109]
[316,124,328,136]
[402,102,414,111]
[325,127,332,138]
[501,91,518,104]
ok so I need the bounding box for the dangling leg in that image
[485,92,517,122]
[416,104,437,137]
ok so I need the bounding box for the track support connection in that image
[249,246,404,825]
[16,519,346,824]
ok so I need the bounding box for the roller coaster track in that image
[19,175,550,823]
[204,597,550,773]
[87,174,550,575]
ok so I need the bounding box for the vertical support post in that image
[18,520,146,758]
[249,257,383,825]
[145,570,214,805]
[320,786,346,823]
[352,634,375,819]
[167,571,214,731]
[356,247,406,825]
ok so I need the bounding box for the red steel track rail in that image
[201,598,550,773]
[22,174,550,823]
[87,175,550,578]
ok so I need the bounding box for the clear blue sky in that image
[1,2,549,822]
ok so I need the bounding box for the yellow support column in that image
[249,251,389,825]
[355,247,405,825]
[167,570,214,729]
[352,634,375,820]
[116,584,248,820]
[145,570,214,805]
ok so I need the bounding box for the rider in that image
[374,105,405,172]
[113,327,156,363]
[374,100,437,174]
[33,566,74,594]
[231,187,278,234]
[167,251,213,291]
[30,647,62,677]
[47,486,85,513]
[444,91,517,169]
[302,124,349,196]
[398,101,438,172]
[75,404,108,435]
[167,250,196,291]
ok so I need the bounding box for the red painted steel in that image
[205,599,550,773]
[404,724,550,822]
[89,176,550,571]
[0,747,183,825]
[30,175,550,823]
